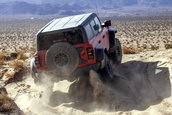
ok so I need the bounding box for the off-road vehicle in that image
[30,13,122,83]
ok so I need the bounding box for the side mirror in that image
[102,20,111,27]
[114,29,117,33]
[93,24,100,31]
[105,20,111,26]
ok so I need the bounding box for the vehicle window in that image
[94,17,102,32]
[38,29,84,50]
[84,24,94,41]
[90,20,98,35]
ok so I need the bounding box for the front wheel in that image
[109,39,122,65]
[99,54,114,82]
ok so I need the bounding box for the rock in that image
[0,86,24,115]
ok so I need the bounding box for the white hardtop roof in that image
[41,13,95,33]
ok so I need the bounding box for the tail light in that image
[34,56,40,66]
[87,47,94,59]
[33,51,48,72]
[75,43,96,67]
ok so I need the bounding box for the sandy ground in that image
[2,49,171,115]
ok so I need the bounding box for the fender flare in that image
[95,45,107,69]
[95,45,105,62]
[108,28,117,48]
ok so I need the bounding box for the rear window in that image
[37,29,84,50]
[84,24,94,41]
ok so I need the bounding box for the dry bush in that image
[10,52,18,60]
[0,69,8,79]
[3,70,16,80]
[9,60,25,69]
[1,66,28,85]
[0,86,15,112]
[16,51,25,60]
[0,61,4,65]
[165,44,172,49]
[0,51,28,84]
[0,86,23,114]
[5,68,28,85]
[122,46,143,54]
[150,45,159,50]
[0,52,5,65]
[0,95,15,112]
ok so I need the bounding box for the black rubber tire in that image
[31,66,42,84]
[99,54,114,82]
[45,42,79,77]
[30,59,43,84]
[109,39,122,65]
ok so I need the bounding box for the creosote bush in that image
[122,46,143,54]
[165,44,172,49]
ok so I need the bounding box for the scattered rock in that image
[0,86,24,115]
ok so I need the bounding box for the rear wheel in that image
[45,42,79,80]
[109,39,122,65]
[31,65,42,84]
[30,59,46,84]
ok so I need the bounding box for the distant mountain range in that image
[0,0,172,16]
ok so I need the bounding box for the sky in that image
[0,0,172,6]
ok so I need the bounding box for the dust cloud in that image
[26,60,171,114]
[29,73,59,114]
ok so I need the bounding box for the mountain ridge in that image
[0,0,172,16]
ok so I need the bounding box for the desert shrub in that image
[4,68,27,85]
[16,51,25,60]
[122,46,143,54]
[10,53,18,60]
[150,45,159,50]
[0,52,5,64]
[9,60,25,69]
[165,44,172,49]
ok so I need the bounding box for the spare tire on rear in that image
[45,42,79,77]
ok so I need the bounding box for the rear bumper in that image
[31,60,100,82]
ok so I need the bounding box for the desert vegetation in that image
[0,17,172,83]
[0,20,48,84]
[0,20,48,53]
[112,17,172,51]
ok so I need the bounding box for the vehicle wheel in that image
[31,69,54,85]
[31,66,42,84]
[45,42,79,79]
[30,59,43,84]
[99,54,114,82]
[109,39,122,65]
